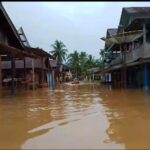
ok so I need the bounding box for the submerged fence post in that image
[144,64,149,91]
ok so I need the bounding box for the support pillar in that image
[41,57,44,87]
[32,58,35,90]
[143,64,149,91]
[143,21,146,44]
[52,69,55,89]
[11,55,16,95]
[121,44,127,89]
[93,72,94,81]
[24,58,26,79]
[0,55,2,89]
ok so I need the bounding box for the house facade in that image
[0,2,55,93]
[101,7,150,90]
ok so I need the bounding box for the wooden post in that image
[120,45,123,87]
[32,58,35,90]
[121,44,127,88]
[93,72,94,81]
[143,64,149,91]
[90,72,91,83]
[24,58,26,79]
[0,55,2,89]
[124,45,127,88]
[41,57,44,87]
[143,21,146,44]
[11,55,16,95]
[52,69,55,89]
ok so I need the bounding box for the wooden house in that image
[101,7,150,90]
[0,2,36,94]
[0,2,54,93]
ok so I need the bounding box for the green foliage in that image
[50,40,68,63]
[50,39,104,77]
[66,51,102,77]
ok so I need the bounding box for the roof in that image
[0,2,24,49]
[124,7,150,14]
[107,28,118,38]
[0,43,36,58]
[18,27,30,47]
[25,47,54,58]
[125,18,148,31]
[17,27,54,59]
[118,7,150,33]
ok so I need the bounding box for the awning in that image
[101,30,145,47]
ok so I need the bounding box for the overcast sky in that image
[2,2,150,59]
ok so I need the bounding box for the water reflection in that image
[0,89,53,149]
[0,84,101,149]
[99,87,150,149]
[1,84,150,149]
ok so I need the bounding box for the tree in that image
[67,50,80,77]
[50,40,68,63]
[66,51,101,78]
[79,52,88,76]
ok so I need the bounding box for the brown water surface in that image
[0,83,150,149]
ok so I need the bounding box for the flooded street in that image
[0,83,150,149]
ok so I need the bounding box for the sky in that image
[2,2,150,59]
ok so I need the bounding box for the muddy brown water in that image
[0,83,150,149]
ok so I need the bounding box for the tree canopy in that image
[50,40,68,63]
[66,51,101,77]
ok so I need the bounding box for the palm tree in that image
[86,54,95,68]
[67,50,80,77]
[79,52,88,76]
[50,40,68,63]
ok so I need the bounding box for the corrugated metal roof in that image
[125,7,150,14]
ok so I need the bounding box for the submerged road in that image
[0,83,150,149]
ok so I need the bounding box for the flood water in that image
[0,83,150,149]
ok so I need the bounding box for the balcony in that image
[126,42,150,64]
[111,53,123,66]
[111,42,150,67]
[126,44,143,64]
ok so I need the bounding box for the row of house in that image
[101,7,150,90]
[0,2,71,95]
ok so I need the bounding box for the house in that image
[0,2,36,94]
[101,7,150,90]
[87,67,101,81]
[0,2,54,93]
